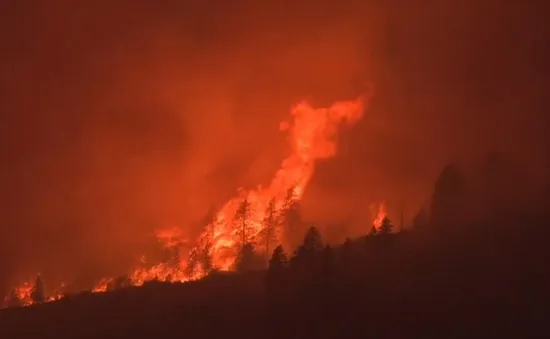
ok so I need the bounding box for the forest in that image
[1,1,548,338]
[1,157,548,338]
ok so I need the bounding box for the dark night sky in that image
[0,0,548,292]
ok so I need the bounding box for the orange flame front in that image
[4,91,373,307]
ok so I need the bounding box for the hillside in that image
[1,220,547,339]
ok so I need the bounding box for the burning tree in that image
[234,198,253,246]
[185,220,215,278]
[261,197,279,262]
[199,222,215,273]
[281,187,302,249]
[185,248,200,277]
[200,242,214,274]
[232,198,261,272]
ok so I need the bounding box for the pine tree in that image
[268,245,289,274]
[234,243,257,272]
[266,245,290,315]
[281,186,301,248]
[185,248,199,277]
[234,198,253,246]
[302,226,323,252]
[262,197,279,261]
[198,219,217,274]
[30,275,45,304]
[283,186,297,209]
[368,224,378,236]
[200,241,214,274]
[379,217,393,235]
[291,226,323,269]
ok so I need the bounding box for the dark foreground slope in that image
[0,272,266,338]
[1,215,548,339]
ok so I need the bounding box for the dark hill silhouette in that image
[1,212,548,338]
[1,157,549,339]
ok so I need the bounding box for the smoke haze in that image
[0,0,547,291]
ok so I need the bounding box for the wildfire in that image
[4,91,376,308]
[3,280,64,307]
[372,202,388,229]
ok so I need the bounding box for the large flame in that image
[4,91,374,307]
[372,201,388,229]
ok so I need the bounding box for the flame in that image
[372,201,387,229]
[196,95,368,271]
[3,280,64,307]
[4,91,373,308]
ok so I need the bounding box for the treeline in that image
[174,186,305,277]
[4,152,544,311]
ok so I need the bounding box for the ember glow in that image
[4,91,377,307]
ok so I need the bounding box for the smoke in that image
[0,0,547,291]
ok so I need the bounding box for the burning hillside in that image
[4,90,377,307]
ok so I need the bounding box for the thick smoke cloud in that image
[0,0,547,292]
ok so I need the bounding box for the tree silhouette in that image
[378,217,393,235]
[431,164,465,228]
[185,248,200,277]
[234,198,253,246]
[266,245,290,324]
[368,224,378,236]
[302,226,323,252]
[291,226,323,270]
[262,197,279,262]
[268,245,289,274]
[281,186,302,248]
[200,242,214,274]
[234,243,258,272]
[30,275,45,304]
